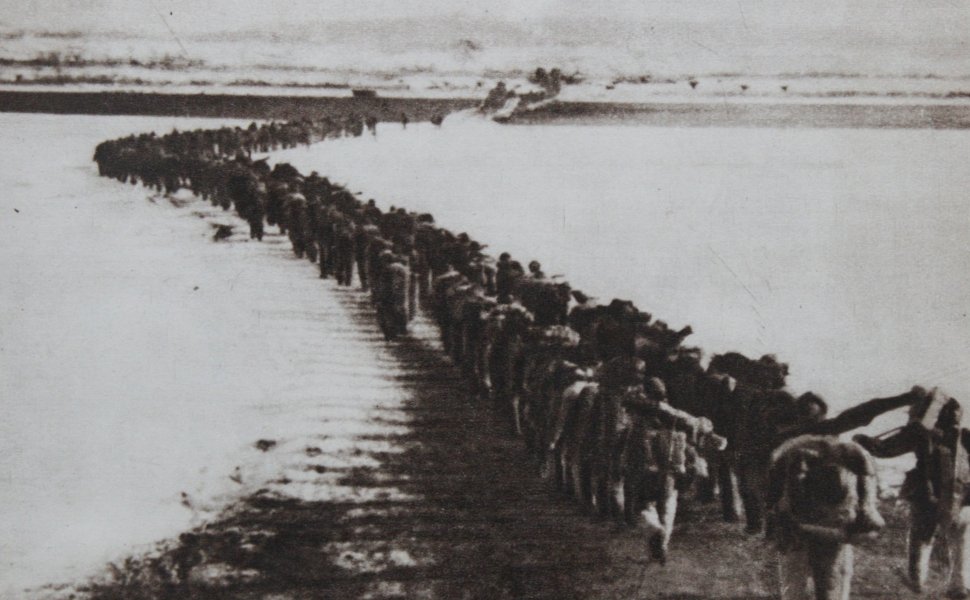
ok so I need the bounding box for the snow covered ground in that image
[0,113,412,595]
[3,25,970,104]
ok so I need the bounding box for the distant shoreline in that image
[508,99,970,129]
[1,89,969,129]
[0,90,477,122]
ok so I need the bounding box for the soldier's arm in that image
[775,389,922,448]
[853,422,921,459]
[806,390,920,437]
[652,402,711,436]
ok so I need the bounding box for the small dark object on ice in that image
[212,224,233,241]
[305,446,322,457]
[255,439,277,452]
[13,208,19,213]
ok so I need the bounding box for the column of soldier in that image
[92,117,959,577]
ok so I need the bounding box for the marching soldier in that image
[854,387,970,595]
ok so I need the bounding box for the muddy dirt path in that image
[78,198,934,600]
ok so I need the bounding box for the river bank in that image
[2,88,970,129]
[0,90,476,121]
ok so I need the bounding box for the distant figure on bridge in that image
[480,81,509,112]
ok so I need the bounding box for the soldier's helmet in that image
[795,392,828,422]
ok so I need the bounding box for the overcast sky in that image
[2,0,967,37]
[1,1,968,75]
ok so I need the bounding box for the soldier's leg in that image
[476,341,494,401]
[649,475,679,564]
[778,549,813,600]
[738,459,767,533]
[696,453,718,504]
[719,457,742,522]
[852,469,885,534]
[945,507,970,599]
[908,504,938,592]
[334,251,344,285]
[418,266,430,307]
[591,459,611,517]
[808,543,853,600]
[623,471,643,526]
[319,243,328,278]
[846,442,885,534]
[346,256,355,287]
[356,250,368,290]
[608,443,627,521]
[323,241,334,276]
[408,274,417,321]
[376,304,391,340]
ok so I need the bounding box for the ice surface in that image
[271,113,970,448]
[0,113,405,594]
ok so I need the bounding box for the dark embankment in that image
[0,90,478,121]
[4,89,970,130]
[510,100,970,129]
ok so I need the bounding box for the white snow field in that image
[0,113,412,595]
[272,113,970,420]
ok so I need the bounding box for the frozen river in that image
[1,108,969,594]
[273,113,970,411]
[0,113,377,594]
